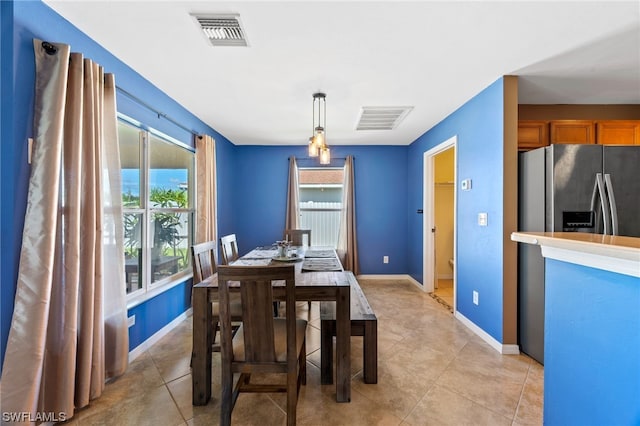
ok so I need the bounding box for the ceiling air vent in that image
[356,106,413,131]
[194,14,247,47]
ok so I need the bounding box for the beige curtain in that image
[284,156,299,230]
[337,156,359,275]
[195,134,217,244]
[0,40,128,422]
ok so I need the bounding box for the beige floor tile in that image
[403,385,512,426]
[71,352,165,422]
[78,383,184,426]
[435,339,530,418]
[513,360,544,425]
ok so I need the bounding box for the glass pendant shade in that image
[314,127,325,148]
[308,137,318,157]
[319,146,331,165]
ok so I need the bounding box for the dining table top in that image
[193,245,351,290]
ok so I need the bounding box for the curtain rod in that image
[116,86,201,137]
[292,156,352,161]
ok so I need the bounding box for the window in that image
[119,119,195,297]
[298,168,343,247]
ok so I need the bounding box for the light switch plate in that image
[478,212,488,226]
[461,178,472,191]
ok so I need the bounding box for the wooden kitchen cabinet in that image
[550,120,595,144]
[596,120,640,145]
[518,120,549,151]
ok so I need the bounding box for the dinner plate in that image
[271,256,303,262]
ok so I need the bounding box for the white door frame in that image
[423,136,457,308]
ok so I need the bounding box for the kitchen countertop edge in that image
[511,231,640,278]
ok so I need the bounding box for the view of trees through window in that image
[298,168,343,248]
[119,120,194,296]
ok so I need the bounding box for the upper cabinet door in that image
[550,120,595,144]
[596,120,640,145]
[518,120,549,151]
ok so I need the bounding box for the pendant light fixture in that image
[308,92,330,164]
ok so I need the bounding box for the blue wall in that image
[232,144,409,275]
[0,1,236,369]
[407,78,506,342]
[544,259,640,425]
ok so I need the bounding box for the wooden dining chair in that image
[284,229,311,247]
[217,264,307,426]
[191,241,242,350]
[220,233,240,265]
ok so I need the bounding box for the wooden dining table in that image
[191,246,352,405]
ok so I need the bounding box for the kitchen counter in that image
[511,231,640,277]
[511,231,640,425]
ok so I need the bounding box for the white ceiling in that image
[45,1,640,146]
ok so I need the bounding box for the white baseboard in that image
[357,274,426,291]
[128,308,193,363]
[455,311,520,355]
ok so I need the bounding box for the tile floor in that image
[63,279,543,425]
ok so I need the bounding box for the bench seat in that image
[320,272,377,384]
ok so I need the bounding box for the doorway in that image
[423,136,457,312]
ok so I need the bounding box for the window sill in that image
[126,271,193,310]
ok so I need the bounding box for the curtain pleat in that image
[285,156,299,230]
[337,156,359,275]
[195,134,217,244]
[0,39,128,423]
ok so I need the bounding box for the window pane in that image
[150,211,192,284]
[118,122,142,208]
[149,134,193,208]
[124,212,144,294]
[298,168,343,247]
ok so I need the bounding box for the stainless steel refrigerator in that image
[518,144,640,363]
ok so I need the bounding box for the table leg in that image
[192,286,212,405]
[363,320,377,384]
[335,286,350,402]
[320,319,335,384]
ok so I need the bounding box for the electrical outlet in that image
[473,291,479,305]
[127,315,136,327]
[383,255,389,264]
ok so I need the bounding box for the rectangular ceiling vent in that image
[194,14,247,47]
[356,106,413,131]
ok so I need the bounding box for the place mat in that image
[229,258,272,266]
[242,249,277,259]
[301,258,342,272]
[303,249,336,258]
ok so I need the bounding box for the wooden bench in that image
[320,272,377,384]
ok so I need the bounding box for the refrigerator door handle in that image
[604,174,619,236]
[590,173,611,235]
[589,175,599,211]
[596,173,611,235]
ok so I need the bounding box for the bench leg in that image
[320,319,335,384]
[363,320,377,384]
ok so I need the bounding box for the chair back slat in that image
[240,281,276,362]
